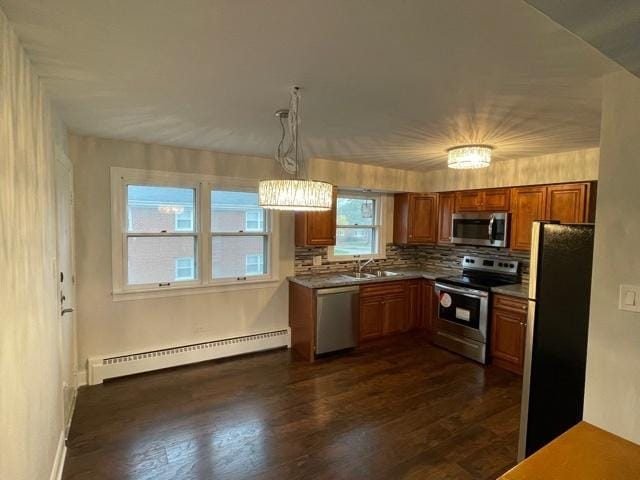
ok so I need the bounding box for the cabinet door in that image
[420,280,437,334]
[491,308,526,374]
[383,294,407,335]
[408,194,437,243]
[510,186,547,251]
[546,183,588,223]
[294,187,337,246]
[455,191,483,212]
[407,280,421,330]
[437,192,456,244]
[484,188,510,211]
[360,297,384,341]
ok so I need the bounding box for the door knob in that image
[61,308,74,316]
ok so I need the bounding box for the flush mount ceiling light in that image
[258,87,333,211]
[447,145,493,169]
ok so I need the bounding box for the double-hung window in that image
[211,190,269,281]
[329,192,384,260]
[113,168,276,296]
[125,185,198,287]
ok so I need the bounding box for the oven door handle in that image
[435,283,489,298]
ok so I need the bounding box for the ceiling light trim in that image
[447,144,494,169]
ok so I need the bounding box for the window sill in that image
[326,253,387,263]
[112,277,281,302]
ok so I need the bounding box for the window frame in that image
[111,167,279,300]
[123,181,200,291]
[327,191,386,262]
[209,187,272,284]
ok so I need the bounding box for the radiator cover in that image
[87,329,290,385]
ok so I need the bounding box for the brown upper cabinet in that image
[510,182,594,251]
[294,187,338,246]
[546,183,592,223]
[393,193,438,244]
[510,186,547,251]
[455,188,510,212]
[437,192,456,244]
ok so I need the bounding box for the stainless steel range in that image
[434,255,520,364]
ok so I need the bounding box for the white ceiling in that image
[0,0,620,170]
[526,0,640,78]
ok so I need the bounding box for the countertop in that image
[288,268,528,298]
[287,267,457,289]
[499,422,640,479]
[491,283,529,299]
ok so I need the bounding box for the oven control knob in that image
[509,263,515,268]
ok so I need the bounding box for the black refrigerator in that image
[517,221,595,461]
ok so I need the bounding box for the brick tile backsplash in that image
[295,243,530,281]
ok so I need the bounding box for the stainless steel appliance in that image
[315,286,359,354]
[451,212,509,247]
[434,255,520,363]
[518,222,594,461]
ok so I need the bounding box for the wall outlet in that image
[313,255,323,266]
[619,284,640,313]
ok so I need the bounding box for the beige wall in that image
[310,148,599,193]
[421,148,599,192]
[584,70,640,443]
[69,135,296,367]
[0,9,66,480]
[309,157,427,192]
[71,134,601,368]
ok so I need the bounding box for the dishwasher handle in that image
[316,286,360,296]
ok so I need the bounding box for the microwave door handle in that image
[488,214,495,243]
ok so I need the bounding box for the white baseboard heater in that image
[87,329,290,385]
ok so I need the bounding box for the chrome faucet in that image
[355,257,375,274]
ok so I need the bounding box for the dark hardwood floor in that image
[64,334,522,480]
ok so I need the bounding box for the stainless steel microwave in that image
[451,212,509,247]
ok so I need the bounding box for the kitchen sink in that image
[341,270,402,280]
[341,272,376,280]
[373,270,402,277]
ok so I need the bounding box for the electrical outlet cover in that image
[619,284,640,313]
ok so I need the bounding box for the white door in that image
[55,149,77,433]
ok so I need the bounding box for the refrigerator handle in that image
[528,221,542,300]
[518,299,537,462]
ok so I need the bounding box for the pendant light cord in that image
[274,86,305,179]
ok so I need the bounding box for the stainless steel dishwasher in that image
[315,286,359,354]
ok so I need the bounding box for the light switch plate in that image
[619,284,640,313]
[313,255,323,267]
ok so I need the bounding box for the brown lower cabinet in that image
[407,279,422,329]
[420,280,438,335]
[359,281,407,340]
[359,279,437,341]
[490,293,528,374]
[289,278,440,361]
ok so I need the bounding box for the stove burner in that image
[435,273,519,291]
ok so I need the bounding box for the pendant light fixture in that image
[258,87,333,211]
[447,144,493,169]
